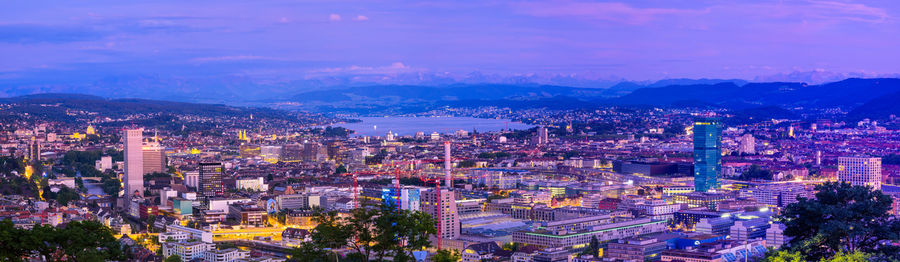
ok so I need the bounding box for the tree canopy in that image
[0,220,125,261]
[778,182,900,261]
[290,205,436,262]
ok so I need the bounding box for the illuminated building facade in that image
[693,118,722,192]
[199,162,224,199]
[381,187,421,211]
[420,189,460,239]
[837,156,882,190]
[123,128,144,202]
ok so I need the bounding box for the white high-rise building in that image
[838,156,882,190]
[420,189,460,240]
[738,134,755,155]
[123,128,144,201]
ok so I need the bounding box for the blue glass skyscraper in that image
[693,118,722,192]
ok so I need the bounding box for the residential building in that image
[420,189,460,239]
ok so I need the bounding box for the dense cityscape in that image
[3,1,900,261]
[2,95,900,261]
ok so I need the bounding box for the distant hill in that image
[291,84,607,105]
[647,78,748,88]
[848,90,900,120]
[727,106,800,124]
[0,93,301,123]
[612,78,900,108]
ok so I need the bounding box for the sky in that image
[1,0,899,97]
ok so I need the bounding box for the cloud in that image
[747,0,889,23]
[0,24,106,43]
[190,55,276,63]
[306,62,416,77]
[329,14,342,21]
[355,15,369,21]
[513,1,709,25]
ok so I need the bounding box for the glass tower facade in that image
[693,118,722,192]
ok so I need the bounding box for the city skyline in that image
[3,1,900,262]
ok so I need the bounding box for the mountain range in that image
[288,78,900,120]
[4,77,900,121]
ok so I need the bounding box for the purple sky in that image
[1,0,899,89]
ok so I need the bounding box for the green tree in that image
[289,206,436,262]
[0,220,30,261]
[457,160,476,168]
[589,236,600,257]
[373,206,436,261]
[779,182,900,261]
[334,164,348,175]
[502,242,520,252]
[764,250,803,262]
[822,252,870,262]
[15,220,125,261]
[431,249,460,262]
[165,254,182,262]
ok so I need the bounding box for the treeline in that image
[766,182,900,261]
[290,206,459,262]
[0,220,126,261]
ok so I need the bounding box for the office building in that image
[142,143,166,174]
[729,218,770,242]
[420,189,460,239]
[695,217,734,236]
[199,162,225,198]
[606,237,667,262]
[838,156,882,190]
[661,250,722,262]
[693,118,722,192]
[512,218,666,249]
[260,145,282,162]
[123,128,144,201]
[381,187,421,211]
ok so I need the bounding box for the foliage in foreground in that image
[290,204,437,262]
[0,220,125,261]
[776,182,900,261]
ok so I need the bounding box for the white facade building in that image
[162,240,214,261]
[123,128,144,202]
[838,156,882,190]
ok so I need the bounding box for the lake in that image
[330,117,533,137]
